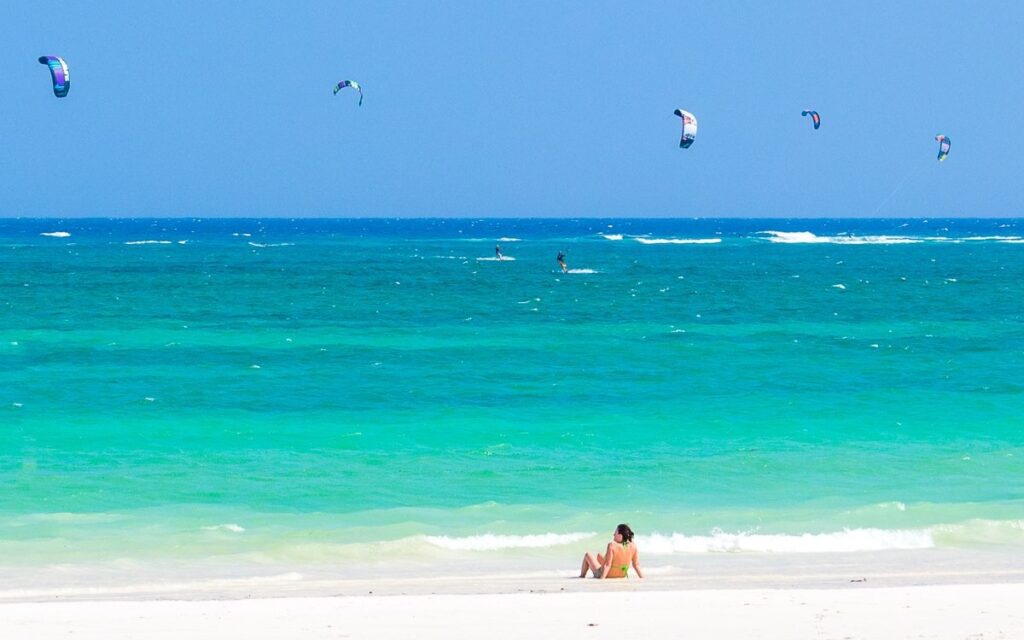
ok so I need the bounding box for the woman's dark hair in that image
[616,523,634,543]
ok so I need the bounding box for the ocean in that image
[1,218,1022,579]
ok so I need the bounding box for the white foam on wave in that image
[248,242,295,248]
[16,512,124,524]
[761,231,824,243]
[566,268,599,274]
[600,234,624,241]
[930,518,1024,546]
[958,235,1024,242]
[40,231,71,238]
[422,532,594,551]
[759,231,923,244]
[635,237,721,245]
[832,284,846,290]
[760,231,1024,245]
[876,501,907,511]
[834,235,923,244]
[640,528,934,554]
[496,237,521,242]
[201,523,246,533]
[476,256,516,261]
[125,240,173,245]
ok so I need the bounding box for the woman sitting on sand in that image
[579,523,644,579]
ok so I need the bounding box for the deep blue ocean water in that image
[1,218,1022,566]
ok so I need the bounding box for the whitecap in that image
[759,231,824,243]
[639,527,933,554]
[960,236,1023,242]
[422,531,594,551]
[635,237,721,245]
[600,233,624,241]
[476,256,516,261]
[496,237,521,242]
[758,230,1024,245]
[876,501,907,511]
[759,231,923,244]
[832,284,846,290]
[40,231,71,238]
[201,523,246,533]
[248,242,295,248]
[124,240,172,245]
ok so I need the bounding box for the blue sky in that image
[1,1,1021,217]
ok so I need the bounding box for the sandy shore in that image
[2,583,1023,639]
[3,550,1023,638]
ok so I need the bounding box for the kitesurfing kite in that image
[38,56,70,98]
[935,134,951,162]
[673,109,697,148]
[333,80,363,106]
[801,110,821,130]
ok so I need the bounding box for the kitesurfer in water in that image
[495,245,503,260]
[557,251,567,273]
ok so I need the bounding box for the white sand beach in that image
[2,584,1023,639]
[3,550,1023,639]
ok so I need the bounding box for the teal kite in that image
[333,80,363,106]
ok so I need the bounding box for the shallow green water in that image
[2,218,1022,564]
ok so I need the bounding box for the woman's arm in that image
[631,547,644,579]
[599,543,614,579]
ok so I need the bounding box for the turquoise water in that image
[2,218,1023,567]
